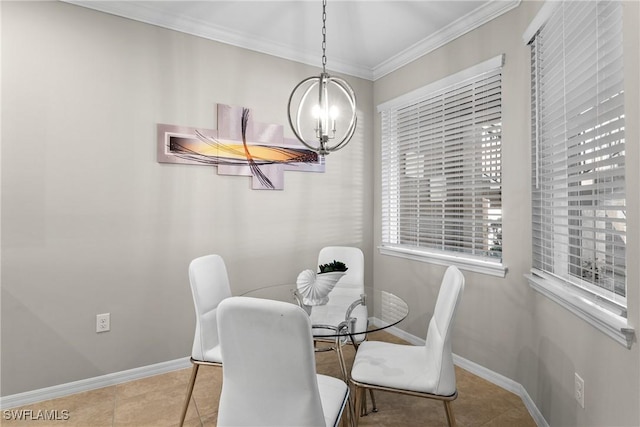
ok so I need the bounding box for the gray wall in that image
[1,1,373,395]
[373,2,640,426]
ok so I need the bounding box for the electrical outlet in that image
[96,313,110,333]
[575,373,584,408]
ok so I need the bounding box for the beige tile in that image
[168,409,206,427]
[480,407,538,427]
[454,393,519,426]
[200,412,218,427]
[355,397,450,426]
[456,367,522,408]
[113,381,197,427]
[455,367,527,426]
[115,369,190,401]
[62,401,115,427]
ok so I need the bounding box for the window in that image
[379,55,505,277]
[525,0,633,347]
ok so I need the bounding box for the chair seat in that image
[351,340,453,396]
[317,374,350,427]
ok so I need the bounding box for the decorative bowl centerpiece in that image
[296,260,348,306]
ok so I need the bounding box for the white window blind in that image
[530,0,626,311]
[380,56,503,265]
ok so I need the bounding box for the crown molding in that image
[63,0,375,80]
[64,0,519,82]
[372,0,521,80]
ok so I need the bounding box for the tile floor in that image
[2,331,536,427]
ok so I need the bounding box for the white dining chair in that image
[312,246,372,408]
[311,246,368,345]
[350,265,465,427]
[179,254,232,427]
[317,246,365,295]
[216,296,351,427]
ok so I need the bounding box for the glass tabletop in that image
[241,284,409,339]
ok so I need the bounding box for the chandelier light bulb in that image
[329,106,339,120]
[312,105,322,119]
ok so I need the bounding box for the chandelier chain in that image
[321,0,327,73]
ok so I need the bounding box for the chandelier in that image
[287,0,357,156]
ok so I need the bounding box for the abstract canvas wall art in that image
[157,104,324,190]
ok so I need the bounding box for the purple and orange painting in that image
[157,104,324,190]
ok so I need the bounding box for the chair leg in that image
[179,363,199,427]
[351,330,377,415]
[357,388,377,416]
[341,407,350,427]
[352,385,363,427]
[368,389,377,413]
[346,389,357,427]
[443,400,456,427]
[335,337,349,382]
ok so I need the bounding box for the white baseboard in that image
[0,357,191,410]
[371,318,549,427]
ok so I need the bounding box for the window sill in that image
[526,273,635,349]
[378,245,507,278]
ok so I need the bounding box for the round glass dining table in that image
[241,284,409,339]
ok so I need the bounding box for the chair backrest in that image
[188,254,232,363]
[317,246,364,294]
[216,296,326,426]
[424,265,465,396]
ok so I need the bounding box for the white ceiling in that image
[64,0,521,81]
